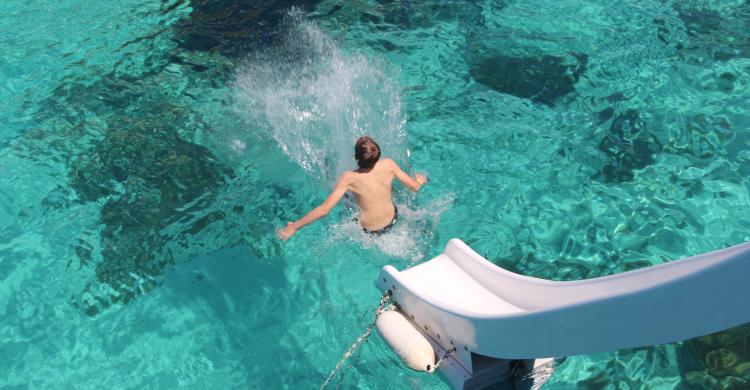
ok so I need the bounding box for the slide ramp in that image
[377,239,750,384]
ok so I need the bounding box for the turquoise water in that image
[2,0,750,388]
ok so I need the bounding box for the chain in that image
[523,359,555,390]
[433,347,457,370]
[320,290,392,389]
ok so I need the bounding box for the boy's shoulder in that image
[379,158,395,167]
[340,170,360,183]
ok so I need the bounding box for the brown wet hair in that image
[354,136,381,170]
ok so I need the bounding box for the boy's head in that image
[355,136,381,169]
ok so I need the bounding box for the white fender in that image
[377,310,436,372]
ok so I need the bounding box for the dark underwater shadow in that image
[173,0,320,58]
[21,0,327,316]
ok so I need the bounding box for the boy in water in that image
[277,136,427,240]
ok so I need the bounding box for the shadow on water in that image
[595,109,662,183]
[174,0,319,58]
[469,52,588,106]
[679,323,750,389]
[72,116,232,315]
[18,1,325,316]
[655,3,750,63]
[31,66,234,315]
[374,0,484,29]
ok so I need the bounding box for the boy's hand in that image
[277,222,297,240]
[415,174,428,186]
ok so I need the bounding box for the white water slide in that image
[376,239,750,389]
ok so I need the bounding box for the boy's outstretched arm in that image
[277,174,350,240]
[387,158,427,192]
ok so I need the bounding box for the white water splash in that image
[233,10,407,186]
[233,10,450,259]
[327,196,454,261]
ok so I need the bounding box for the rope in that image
[320,290,392,389]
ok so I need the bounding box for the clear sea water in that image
[2,0,750,388]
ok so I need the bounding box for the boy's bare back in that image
[345,158,398,230]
